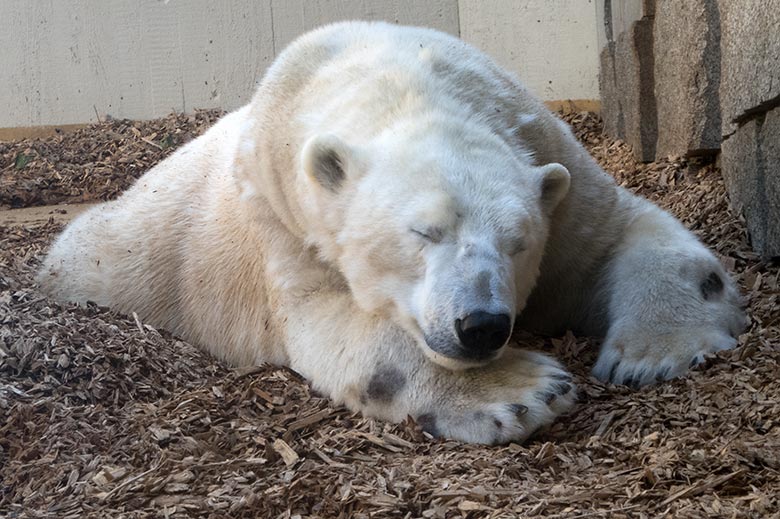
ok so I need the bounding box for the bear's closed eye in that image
[700,271,724,300]
[411,227,444,243]
[508,237,526,256]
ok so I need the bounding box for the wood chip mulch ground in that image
[0,110,224,210]
[1,112,778,518]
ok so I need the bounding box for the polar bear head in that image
[296,116,570,369]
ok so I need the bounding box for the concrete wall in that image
[0,0,601,131]
[459,0,600,104]
[718,0,780,258]
[0,0,457,130]
[596,0,657,161]
[597,0,780,258]
[595,0,646,50]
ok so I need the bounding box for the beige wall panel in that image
[0,0,458,128]
[0,0,275,128]
[2,0,603,129]
[459,0,600,101]
[611,0,645,36]
[595,0,648,51]
[270,0,459,51]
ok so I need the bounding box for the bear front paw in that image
[415,351,576,444]
[592,326,739,387]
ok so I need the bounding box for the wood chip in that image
[2,110,778,517]
[272,439,300,467]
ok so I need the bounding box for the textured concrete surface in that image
[595,0,654,50]
[0,0,608,129]
[717,0,780,257]
[598,0,778,256]
[654,0,721,158]
[599,13,657,162]
[599,42,623,139]
[721,107,780,258]
[459,0,600,101]
[718,0,780,136]
[0,0,459,128]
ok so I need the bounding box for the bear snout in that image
[455,311,512,354]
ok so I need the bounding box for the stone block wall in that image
[719,1,780,136]
[599,0,780,258]
[718,1,780,258]
[653,0,721,158]
[721,108,780,256]
[599,1,657,161]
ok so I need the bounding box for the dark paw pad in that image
[700,271,724,300]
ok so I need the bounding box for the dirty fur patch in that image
[365,366,407,404]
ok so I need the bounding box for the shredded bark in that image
[1,112,778,518]
[0,110,224,209]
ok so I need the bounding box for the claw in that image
[553,382,572,395]
[623,371,641,388]
[655,366,671,382]
[624,367,650,388]
[415,413,440,437]
[509,404,528,419]
[608,362,619,383]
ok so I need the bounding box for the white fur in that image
[38,22,744,444]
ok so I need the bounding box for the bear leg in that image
[591,204,747,387]
[283,303,576,444]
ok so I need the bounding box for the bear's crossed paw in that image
[413,350,576,445]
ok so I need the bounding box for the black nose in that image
[455,312,512,353]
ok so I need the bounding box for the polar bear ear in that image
[538,163,571,212]
[301,134,359,192]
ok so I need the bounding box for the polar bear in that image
[38,21,746,444]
